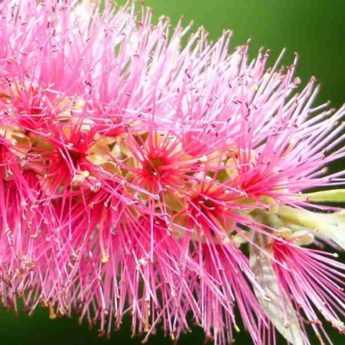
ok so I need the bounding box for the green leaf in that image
[278,206,345,250]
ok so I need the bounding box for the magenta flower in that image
[0,1,345,344]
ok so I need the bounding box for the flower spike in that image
[0,1,345,344]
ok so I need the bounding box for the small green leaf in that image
[278,206,345,250]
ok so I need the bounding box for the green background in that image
[1,0,345,344]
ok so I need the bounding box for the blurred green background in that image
[1,0,344,344]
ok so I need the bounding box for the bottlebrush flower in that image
[1,1,345,345]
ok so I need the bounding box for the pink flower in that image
[0,1,345,344]
[270,240,345,344]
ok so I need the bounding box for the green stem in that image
[306,189,345,203]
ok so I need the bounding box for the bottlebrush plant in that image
[0,1,345,344]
